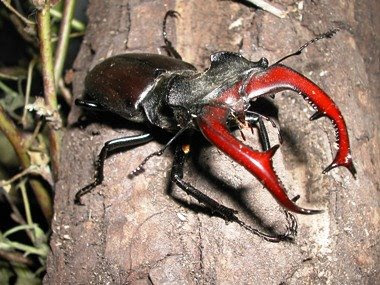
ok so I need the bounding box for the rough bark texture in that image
[45,0,379,284]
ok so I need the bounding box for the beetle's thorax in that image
[137,70,196,130]
[136,52,268,131]
[165,52,268,128]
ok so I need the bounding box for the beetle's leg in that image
[171,144,238,221]
[245,110,283,144]
[171,144,296,242]
[245,113,298,229]
[245,65,356,177]
[162,10,182,59]
[129,126,189,176]
[258,117,270,150]
[230,111,272,147]
[197,105,322,214]
[238,113,271,151]
[75,133,153,205]
[75,99,105,112]
[255,116,271,151]
[239,113,299,235]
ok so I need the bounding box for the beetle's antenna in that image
[129,125,188,177]
[273,28,340,66]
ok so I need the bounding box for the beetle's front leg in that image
[244,111,283,147]
[244,64,356,177]
[244,114,271,151]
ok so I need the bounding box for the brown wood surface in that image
[45,0,379,284]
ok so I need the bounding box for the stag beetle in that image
[75,11,356,242]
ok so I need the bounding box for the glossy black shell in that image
[84,53,196,125]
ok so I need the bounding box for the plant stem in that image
[22,58,37,128]
[0,105,29,170]
[3,224,39,238]
[0,104,53,222]
[37,1,62,181]
[0,80,19,97]
[0,0,35,26]
[50,6,85,32]
[20,182,34,230]
[0,167,32,187]
[54,0,77,87]
[58,78,72,105]
[0,72,19,81]
[0,240,48,257]
[0,249,34,266]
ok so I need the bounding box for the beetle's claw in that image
[309,111,324,121]
[323,160,357,178]
[283,210,298,239]
[74,196,84,206]
[265,211,298,242]
[166,10,181,19]
[346,162,357,178]
[291,194,301,202]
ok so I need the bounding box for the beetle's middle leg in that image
[75,133,153,205]
[129,126,189,176]
[162,10,182,59]
[171,144,296,242]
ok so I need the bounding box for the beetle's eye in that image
[154,68,166,77]
[258,57,269,68]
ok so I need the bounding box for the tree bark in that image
[45,0,379,284]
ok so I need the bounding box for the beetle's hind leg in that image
[171,144,296,242]
[74,133,153,205]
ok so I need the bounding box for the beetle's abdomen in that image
[84,54,196,123]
